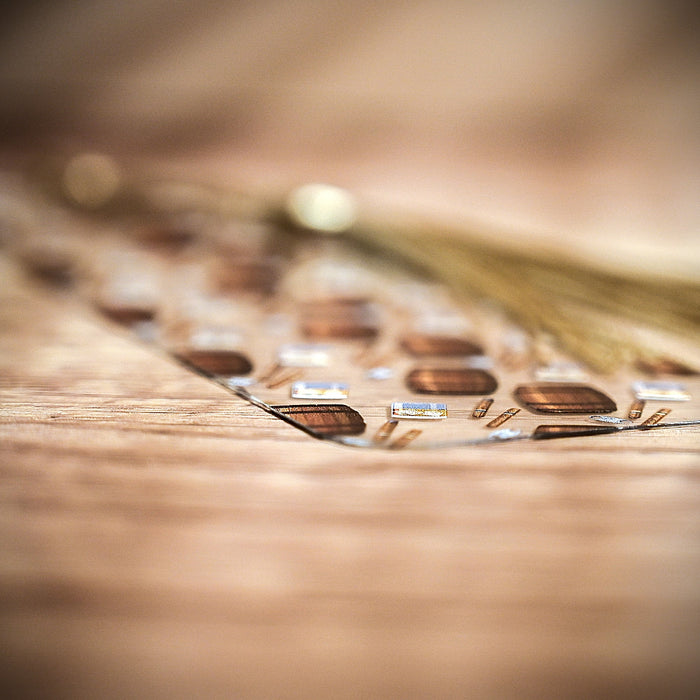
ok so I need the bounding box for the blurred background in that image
[1,0,698,271]
[1,6,700,698]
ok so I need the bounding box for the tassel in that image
[41,157,700,373]
[283,183,700,373]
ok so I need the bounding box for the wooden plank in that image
[1,254,699,699]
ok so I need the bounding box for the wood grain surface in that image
[1,249,699,699]
[1,3,699,697]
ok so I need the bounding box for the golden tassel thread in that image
[30,156,700,373]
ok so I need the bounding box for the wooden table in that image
[1,1,699,695]
[1,245,699,699]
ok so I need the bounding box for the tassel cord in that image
[347,223,696,370]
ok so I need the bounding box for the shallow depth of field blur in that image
[1,0,698,273]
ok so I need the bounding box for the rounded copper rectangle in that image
[214,259,279,295]
[175,349,253,376]
[21,248,75,287]
[514,383,616,414]
[272,404,366,436]
[635,357,698,376]
[98,304,156,326]
[136,223,196,253]
[400,334,483,357]
[302,318,379,340]
[532,424,618,440]
[405,368,497,395]
[301,300,379,340]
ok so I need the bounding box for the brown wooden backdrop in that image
[1,2,700,698]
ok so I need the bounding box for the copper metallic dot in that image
[628,399,645,420]
[301,299,379,340]
[472,397,494,418]
[485,408,520,428]
[400,334,483,357]
[405,368,497,395]
[532,424,617,440]
[641,408,671,426]
[175,349,253,376]
[272,404,366,436]
[514,383,617,414]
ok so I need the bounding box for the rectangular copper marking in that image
[514,384,616,414]
[532,424,618,440]
[20,246,75,287]
[389,430,422,450]
[272,404,366,436]
[635,357,698,376]
[400,334,484,357]
[641,408,671,426]
[628,399,645,420]
[486,408,520,428]
[214,258,280,295]
[98,303,156,326]
[405,368,498,395]
[472,397,494,418]
[175,349,253,376]
[300,300,379,340]
[136,223,196,253]
[373,419,399,443]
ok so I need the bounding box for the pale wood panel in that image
[1,253,699,698]
[1,3,699,696]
